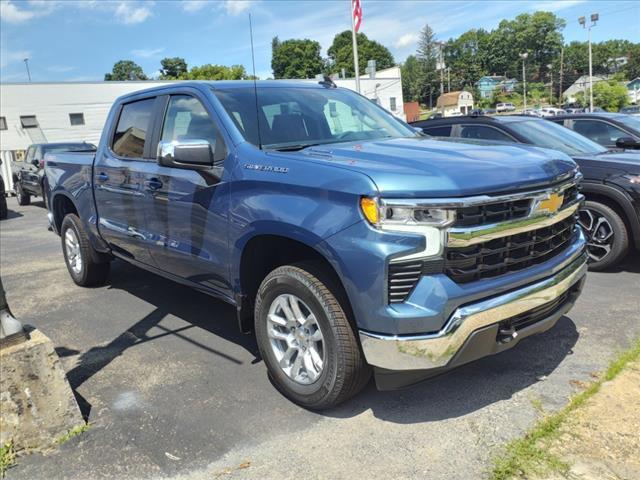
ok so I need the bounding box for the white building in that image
[562,75,612,103]
[0,69,404,190]
[436,91,474,117]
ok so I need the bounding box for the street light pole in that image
[519,52,528,112]
[579,13,598,112]
[23,58,31,82]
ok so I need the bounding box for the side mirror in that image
[31,158,40,167]
[615,137,640,150]
[157,139,214,169]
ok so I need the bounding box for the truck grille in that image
[444,216,577,283]
[453,198,531,227]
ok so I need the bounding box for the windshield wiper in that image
[270,143,323,152]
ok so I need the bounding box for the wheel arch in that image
[51,191,79,234]
[581,182,640,250]
[235,231,355,334]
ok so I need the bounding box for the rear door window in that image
[112,98,155,159]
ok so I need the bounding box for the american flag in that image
[352,0,362,33]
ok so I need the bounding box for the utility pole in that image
[23,58,31,82]
[579,13,599,112]
[519,52,528,112]
[438,42,445,116]
[447,67,451,92]
[547,64,553,106]
[559,47,564,107]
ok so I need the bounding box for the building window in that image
[389,97,397,111]
[69,113,85,126]
[0,117,6,130]
[20,115,39,128]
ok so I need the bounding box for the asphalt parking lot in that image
[1,196,639,480]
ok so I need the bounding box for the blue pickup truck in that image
[46,81,588,409]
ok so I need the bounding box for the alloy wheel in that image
[266,293,325,385]
[64,228,83,274]
[578,208,614,262]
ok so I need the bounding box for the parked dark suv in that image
[550,113,640,150]
[412,115,640,270]
[14,142,96,206]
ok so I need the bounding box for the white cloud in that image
[131,47,164,58]
[530,0,586,13]
[115,1,152,25]
[46,65,76,73]
[395,32,419,48]
[181,0,208,13]
[0,0,57,23]
[0,47,30,68]
[224,0,252,16]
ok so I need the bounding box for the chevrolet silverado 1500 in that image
[46,81,587,409]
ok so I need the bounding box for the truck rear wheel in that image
[254,262,370,410]
[16,184,30,206]
[61,214,110,286]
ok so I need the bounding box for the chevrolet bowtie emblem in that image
[538,193,564,214]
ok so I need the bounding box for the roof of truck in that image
[117,80,335,101]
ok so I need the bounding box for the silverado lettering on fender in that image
[46,81,588,409]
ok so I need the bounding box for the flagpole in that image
[350,0,361,93]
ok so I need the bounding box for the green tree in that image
[484,12,565,81]
[180,64,249,80]
[444,29,489,90]
[327,30,395,77]
[400,55,424,103]
[623,44,640,80]
[159,57,188,79]
[415,24,439,106]
[104,60,148,81]
[271,37,324,79]
[592,79,630,111]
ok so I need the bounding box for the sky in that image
[1,0,639,83]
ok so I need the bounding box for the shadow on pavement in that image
[62,260,260,404]
[326,315,579,423]
[2,208,23,220]
[60,256,580,425]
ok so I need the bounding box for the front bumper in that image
[359,249,587,372]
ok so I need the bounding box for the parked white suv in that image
[496,102,516,113]
[539,107,567,117]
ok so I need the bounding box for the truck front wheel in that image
[61,214,110,286]
[254,263,370,410]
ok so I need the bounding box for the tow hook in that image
[497,322,518,344]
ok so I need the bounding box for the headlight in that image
[360,197,455,230]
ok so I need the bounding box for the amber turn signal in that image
[360,197,379,225]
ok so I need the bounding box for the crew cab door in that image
[93,96,157,265]
[20,145,41,195]
[143,93,232,299]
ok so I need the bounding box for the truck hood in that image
[302,137,577,197]
[572,151,640,174]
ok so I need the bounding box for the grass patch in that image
[0,441,16,478]
[490,337,640,480]
[56,423,90,445]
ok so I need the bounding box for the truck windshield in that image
[508,119,608,156]
[213,86,415,150]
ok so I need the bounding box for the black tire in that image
[16,183,31,206]
[579,200,629,271]
[61,214,111,286]
[0,195,7,220]
[254,262,370,410]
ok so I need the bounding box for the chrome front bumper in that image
[360,249,588,371]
